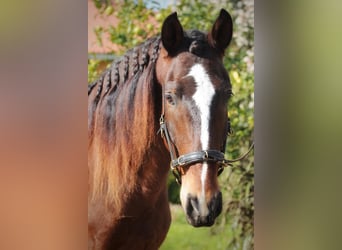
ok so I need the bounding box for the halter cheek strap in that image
[159,114,176,161]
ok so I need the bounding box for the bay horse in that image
[88,9,233,250]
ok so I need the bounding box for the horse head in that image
[156,9,233,227]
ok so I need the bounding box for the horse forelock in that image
[88,37,163,209]
[186,30,217,58]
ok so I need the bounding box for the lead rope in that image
[223,141,254,164]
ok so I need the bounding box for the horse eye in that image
[165,94,176,105]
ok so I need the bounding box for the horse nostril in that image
[209,191,223,217]
[186,196,199,216]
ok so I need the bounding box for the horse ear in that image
[161,12,184,55]
[208,9,233,54]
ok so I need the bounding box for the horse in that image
[88,9,233,250]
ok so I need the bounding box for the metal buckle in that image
[203,150,209,160]
[158,115,165,137]
[159,114,165,125]
[177,156,185,166]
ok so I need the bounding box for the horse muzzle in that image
[185,191,222,227]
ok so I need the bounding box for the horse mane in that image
[88,36,161,101]
[88,37,162,209]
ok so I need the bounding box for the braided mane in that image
[88,36,161,98]
[88,36,162,208]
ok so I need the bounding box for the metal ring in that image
[217,166,224,176]
[172,168,182,185]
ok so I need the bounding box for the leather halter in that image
[159,114,228,185]
[158,84,254,185]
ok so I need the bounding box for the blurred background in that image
[2,0,340,249]
[88,0,254,249]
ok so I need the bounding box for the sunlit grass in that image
[160,204,232,250]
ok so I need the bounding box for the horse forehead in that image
[171,54,224,84]
[187,64,212,83]
[168,53,197,76]
[185,63,221,90]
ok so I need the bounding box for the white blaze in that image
[188,64,215,216]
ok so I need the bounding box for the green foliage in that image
[88,59,101,83]
[89,0,254,248]
[156,0,216,32]
[219,1,254,248]
[93,0,158,53]
[167,172,180,204]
